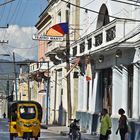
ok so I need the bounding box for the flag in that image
[86,63,92,81]
[78,56,86,76]
[46,22,68,37]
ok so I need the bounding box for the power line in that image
[61,0,140,22]
[111,0,140,7]
[127,0,140,4]
[0,0,15,7]
[7,44,37,49]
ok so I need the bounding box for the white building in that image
[69,0,140,140]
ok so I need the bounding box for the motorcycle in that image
[68,119,81,140]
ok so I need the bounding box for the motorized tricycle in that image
[8,101,42,140]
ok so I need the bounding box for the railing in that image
[70,19,137,57]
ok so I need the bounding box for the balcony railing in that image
[70,19,137,57]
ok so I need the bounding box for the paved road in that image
[0,119,68,140]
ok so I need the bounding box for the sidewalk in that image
[45,125,99,140]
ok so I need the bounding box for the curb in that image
[60,131,69,136]
[60,131,99,140]
[41,124,48,129]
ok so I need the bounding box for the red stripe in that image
[52,25,65,35]
[86,76,91,81]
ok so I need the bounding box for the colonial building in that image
[69,0,140,140]
[34,0,80,125]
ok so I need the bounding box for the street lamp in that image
[115,49,122,66]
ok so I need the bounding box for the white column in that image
[91,72,99,113]
[122,66,128,116]
[78,76,84,111]
[139,68,140,117]
[88,79,92,112]
[112,66,122,117]
[83,77,87,111]
[132,64,139,119]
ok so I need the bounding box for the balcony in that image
[70,19,138,57]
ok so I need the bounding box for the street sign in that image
[32,34,64,41]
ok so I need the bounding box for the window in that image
[19,106,36,119]
[88,38,92,50]
[95,33,103,47]
[73,46,77,57]
[58,11,61,22]
[106,26,116,42]
[80,42,85,53]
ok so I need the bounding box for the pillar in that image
[112,66,122,117]
[132,64,139,119]
[78,76,84,111]
[122,66,128,116]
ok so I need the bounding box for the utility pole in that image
[28,64,31,101]
[46,61,50,125]
[66,7,72,123]
[13,52,18,100]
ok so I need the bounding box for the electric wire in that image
[11,0,22,24]
[0,0,15,7]
[7,44,37,49]
[0,4,6,24]
[2,2,12,39]
[18,0,28,25]
[127,0,140,4]
[61,0,140,22]
[111,0,140,7]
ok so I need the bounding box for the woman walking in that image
[116,108,128,140]
[99,108,112,140]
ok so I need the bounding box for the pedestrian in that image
[3,112,6,118]
[116,108,128,140]
[99,108,112,140]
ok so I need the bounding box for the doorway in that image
[101,68,112,115]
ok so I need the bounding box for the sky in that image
[0,0,48,61]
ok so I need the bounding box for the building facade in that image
[69,0,140,140]
[34,0,80,125]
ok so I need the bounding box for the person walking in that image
[99,108,112,140]
[3,112,6,118]
[116,108,128,140]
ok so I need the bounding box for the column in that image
[91,72,99,113]
[112,66,122,117]
[122,66,128,116]
[88,79,93,112]
[78,76,84,111]
[139,68,140,117]
[83,77,88,111]
[132,64,139,119]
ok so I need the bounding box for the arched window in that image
[96,4,110,29]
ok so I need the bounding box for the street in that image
[0,119,68,140]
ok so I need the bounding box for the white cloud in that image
[0,25,38,61]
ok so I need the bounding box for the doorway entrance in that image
[101,68,112,115]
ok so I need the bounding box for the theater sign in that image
[33,22,68,41]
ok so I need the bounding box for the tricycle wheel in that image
[34,137,38,140]
[26,137,30,140]
[26,134,30,140]
[10,133,14,140]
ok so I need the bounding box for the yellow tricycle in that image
[8,101,42,140]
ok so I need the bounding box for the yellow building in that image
[18,80,28,101]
